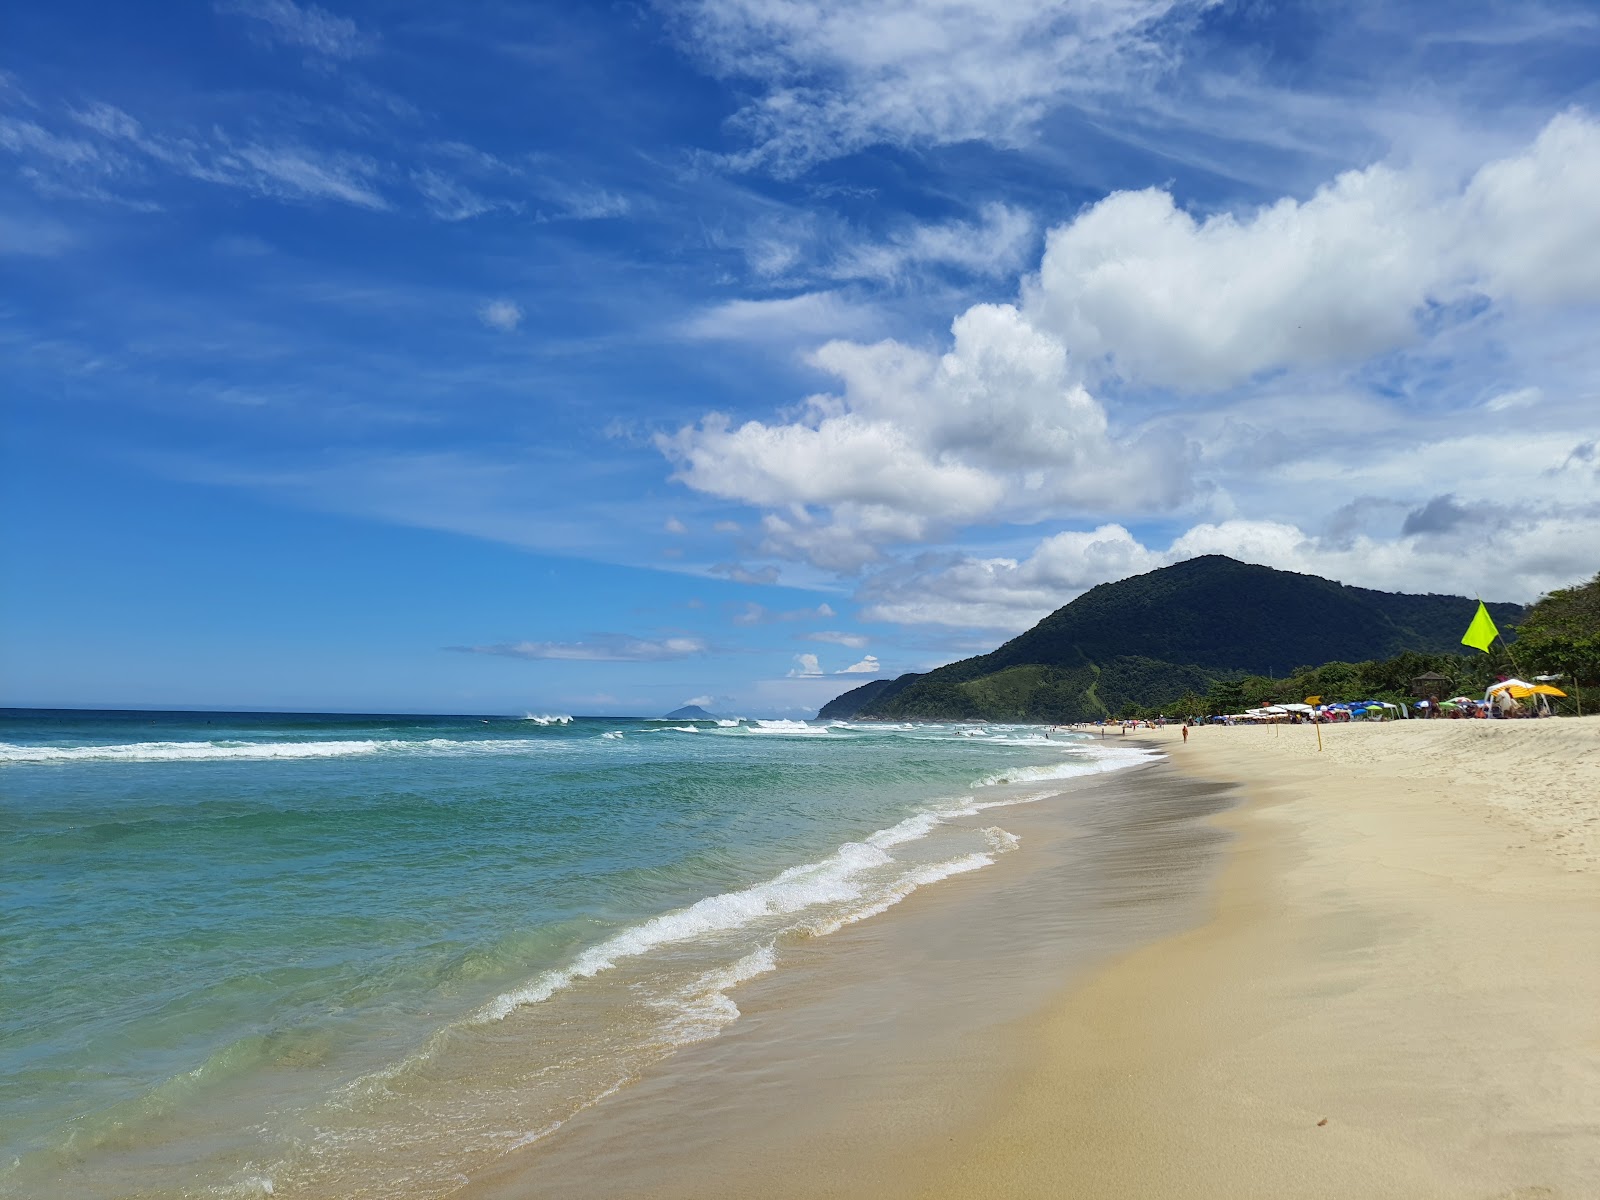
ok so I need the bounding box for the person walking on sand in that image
[1182,724,1189,744]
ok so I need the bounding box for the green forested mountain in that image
[821,556,1527,722]
[817,672,925,720]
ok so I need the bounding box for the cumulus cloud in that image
[668,0,1207,173]
[659,109,1600,587]
[1021,109,1600,389]
[452,635,707,661]
[837,654,881,674]
[478,299,523,332]
[660,301,1188,570]
[789,652,823,676]
[664,516,688,534]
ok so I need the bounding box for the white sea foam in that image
[657,943,780,1045]
[715,719,741,727]
[0,740,389,763]
[739,719,832,736]
[600,731,624,740]
[0,737,571,764]
[521,714,573,725]
[802,851,1001,937]
[475,805,1000,1023]
[973,744,1158,787]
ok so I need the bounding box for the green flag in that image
[1460,601,1499,653]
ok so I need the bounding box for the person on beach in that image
[1182,724,1189,744]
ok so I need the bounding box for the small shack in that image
[1410,670,1453,698]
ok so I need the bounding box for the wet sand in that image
[465,719,1600,1200]
[464,761,1237,1200]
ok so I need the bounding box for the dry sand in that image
[901,717,1600,1199]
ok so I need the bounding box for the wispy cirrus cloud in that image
[666,0,1210,173]
[0,95,392,210]
[451,635,709,662]
[731,601,835,626]
[216,0,374,61]
[800,629,867,647]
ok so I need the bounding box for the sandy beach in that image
[901,717,1600,1199]
[462,718,1599,1200]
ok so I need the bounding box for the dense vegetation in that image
[819,556,1539,722]
[1509,571,1600,687]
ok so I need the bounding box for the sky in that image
[3,0,1599,716]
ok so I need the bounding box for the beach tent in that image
[1486,678,1534,696]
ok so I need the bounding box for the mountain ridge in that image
[820,556,1525,722]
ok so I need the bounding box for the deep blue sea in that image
[0,708,1150,1199]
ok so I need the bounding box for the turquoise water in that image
[1,709,1149,1199]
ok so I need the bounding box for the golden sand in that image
[900,718,1600,1199]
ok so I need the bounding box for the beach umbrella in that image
[1486,678,1534,696]
[1528,684,1567,697]
[1281,703,1314,713]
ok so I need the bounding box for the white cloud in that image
[830,202,1036,282]
[659,110,1600,584]
[452,635,708,662]
[668,0,1207,173]
[413,169,517,221]
[859,523,1160,628]
[1483,386,1541,412]
[789,652,823,676]
[216,0,372,60]
[224,144,387,209]
[712,561,781,585]
[803,630,868,648]
[1021,109,1600,389]
[680,290,879,343]
[858,506,1600,631]
[684,694,715,707]
[664,516,688,534]
[733,601,841,626]
[660,301,1187,570]
[478,299,523,332]
[836,654,881,674]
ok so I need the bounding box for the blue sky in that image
[4,0,1599,716]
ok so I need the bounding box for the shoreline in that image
[898,718,1600,1198]
[464,718,1600,1200]
[461,756,1236,1200]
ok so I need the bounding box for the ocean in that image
[0,708,1153,1199]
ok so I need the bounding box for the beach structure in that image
[1410,670,1453,697]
